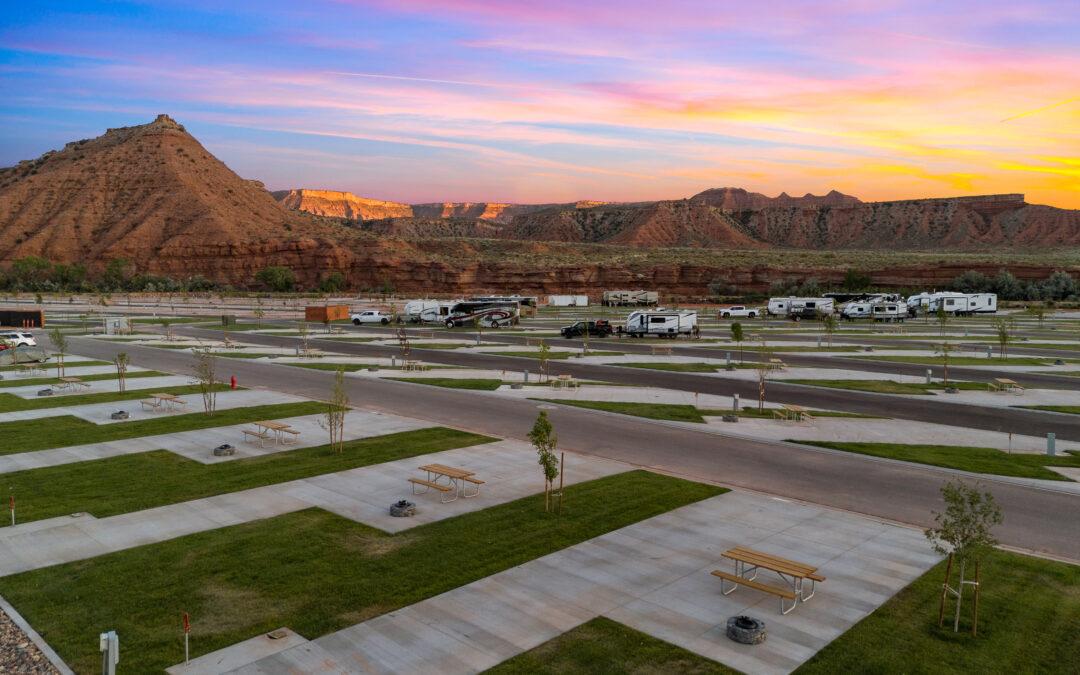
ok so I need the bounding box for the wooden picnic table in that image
[18,363,46,376]
[148,392,188,410]
[551,373,579,389]
[712,546,826,614]
[774,404,814,422]
[990,378,1024,395]
[57,376,90,390]
[410,463,485,502]
[402,360,430,372]
[250,420,299,445]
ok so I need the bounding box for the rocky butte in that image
[1,115,1078,294]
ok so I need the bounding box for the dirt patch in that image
[342,531,415,557]
[193,583,291,637]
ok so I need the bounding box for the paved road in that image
[175,325,1080,441]
[68,335,1080,560]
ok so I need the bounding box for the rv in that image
[444,301,519,328]
[603,290,659,307]
[842,298,906,322]
[840,301,874,321]
[624,310,697,338]
[402,300,464,324]
[967,293,998,314]
[906,292,933,317]
[871,303,906,322]
[470,295,537,310]
[768,297,835,320]
[547,294,589,307]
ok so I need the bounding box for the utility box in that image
[305,305,350,323]
[103,316,130,335]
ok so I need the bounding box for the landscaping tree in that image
[730,322,744,363]
[325,367,349,454]
[114,352,129,393]
[192,348,218,416]
[936,305,949,336]
[925,479,1002,634]
[1024,305,1046,328]
[297,322,310,354]
[822,312,838,347]
[253,303,265,329]
[937,342,955,387]
[991,316,1015,360]
[538,340,550,382]
[528,410,559,513]
[48,327,68,378]
[755,337,771,412]
[160,317,174,341]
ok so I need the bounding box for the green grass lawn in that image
[796,441,1080,480]
[1,427,489,526]
[0,401,326,456]
[0,471,725,673]
[131,317,206,325]
[388,377,504,390]
[0,370,167,389]
[618,362,722,372]
[484,350,624,360]
[784,379,987,395]
[486,616,734,674]
[1021,405,1080,415]
[717,345,864,353]
[213,352,282,359]
[287,363,455,372]
[796,549,1080,674]
[0,360,111,372]
[0,383,232,413]
[533,399,708,423]
[847,355,1064,367]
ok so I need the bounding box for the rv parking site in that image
[0,296,1078,673]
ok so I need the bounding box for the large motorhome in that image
[908,292,997,317]
[444,301,520,328]
[767,297,835,320]
[624,310,697,338]
[603,290,659,307]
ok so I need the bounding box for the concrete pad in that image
[0,409,434,475]
[167,629,309,675]
[227,492,939,675]
[4,375,193,399]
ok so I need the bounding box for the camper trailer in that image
[906,292,932,317]
[547,295,589,307]
[624,310,697,338]
[768,297,834,320]
[402,300,460,324]
[871,303,906,322]
[841,301,873,320]
[603,290,659,307]
[928,292,971,316]
[444,301,520,328]
[967,293,998,314]
[843,298,906,322]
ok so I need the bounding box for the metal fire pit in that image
[390,500,416,517]
[726,615,766,644]
[110,410,130,420]
[37,388,54,397]
[213,444,236,457]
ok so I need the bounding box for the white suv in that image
[350,310,393,326]
[1,332,37,347]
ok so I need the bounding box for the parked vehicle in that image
[871,303,906,322]
[624,310,697,338]
[769,297,834,321]
[716,305,760,319]
[350,310,393,325]
[560,320,613,338]
[841,301,874,320]
[967,293,998,314]
[548,294,589,307]
[401,300,459,324]
[0,344,48,364]
[444,301,519,328]
[470,295,537,310]
[0,331,37,347]
[603,290,659,307]
[842,298,905,322]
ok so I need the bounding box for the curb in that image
[0,595,74,675]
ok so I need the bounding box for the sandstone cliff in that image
[272,189,413,220]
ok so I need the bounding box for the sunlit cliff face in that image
[2,0,1078,207]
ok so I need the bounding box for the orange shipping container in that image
[305,305,350,323]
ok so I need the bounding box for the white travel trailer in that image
[841,301,874,320]
[967,293,998,314]
[843,299,905,322]
[444,301,520,328]
[768,297,834,320]
[928,292,971,316]
[624,310,697,338]
[401,300,460,324]
[871,302,907,322]
[906,292,933,316]
[603,290,659,306]
[547,294,589,307]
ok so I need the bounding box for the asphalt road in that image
[67,334,1080,560]
[175,325,1080,441]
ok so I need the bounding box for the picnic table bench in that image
[243,420,299,447]
[417,329,435,339]
[773,404,814,422]
[242,428,272,447]
[142,392,188,412]
[296,347,323,359]
[650,345,673,356]
[410,463,485,502]
[328,326,345,334]
[550,373,579,389]
[989,378,1024,395]
[402,360,431,372]
[712,546,826,614]
[56,376,90,391]
[18,363,47,376]
[768,357,786,370]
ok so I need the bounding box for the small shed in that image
[305,305,350,323]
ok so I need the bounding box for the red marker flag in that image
[183,612,190,634]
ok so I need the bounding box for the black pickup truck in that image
[560,320,614,338]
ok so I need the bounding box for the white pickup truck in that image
[716,305,760,319]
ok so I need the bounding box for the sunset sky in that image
[1,0,1078,207]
